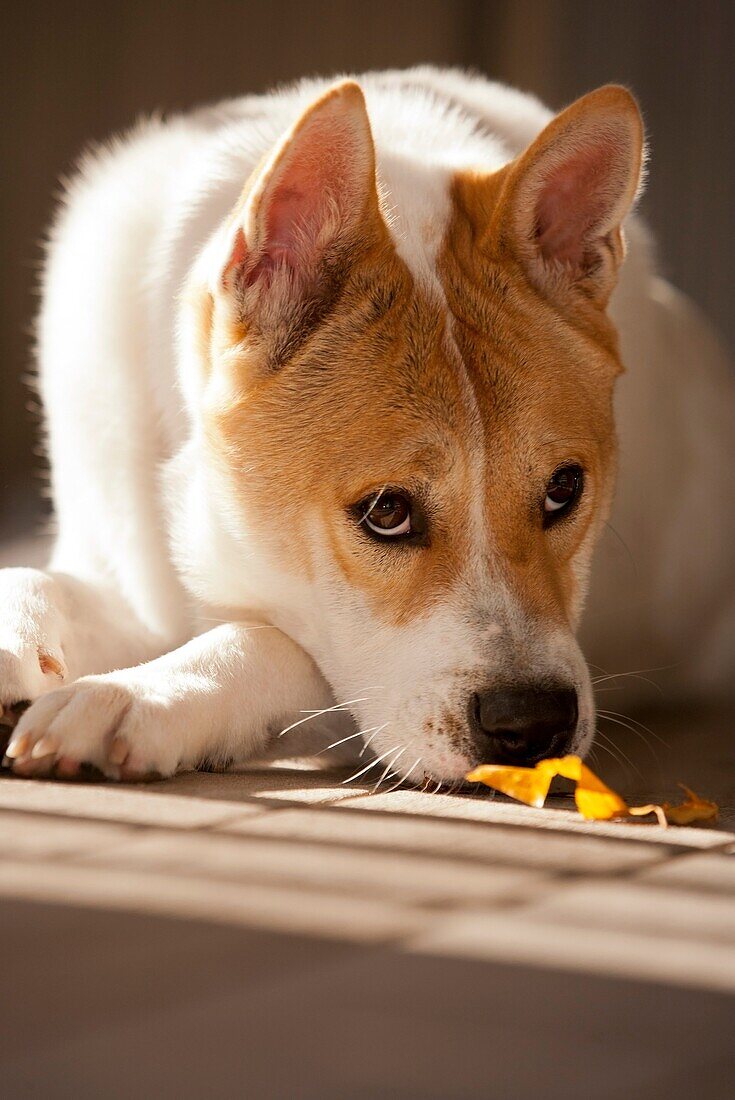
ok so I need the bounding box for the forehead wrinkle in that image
[440,308,492,579]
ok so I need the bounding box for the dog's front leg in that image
[3,623,334,780]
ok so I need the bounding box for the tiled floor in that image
[1,534,734,1096]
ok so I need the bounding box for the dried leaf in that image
[467,756,718,828]
[661,785,719,825]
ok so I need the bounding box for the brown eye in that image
[362,491,412,538]
[544,465,583,524]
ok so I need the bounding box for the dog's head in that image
[180,80,644,783]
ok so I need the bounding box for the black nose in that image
[470,683,578,765]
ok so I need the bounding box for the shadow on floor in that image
[2,896,735,1099]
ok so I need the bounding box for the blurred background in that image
[2,0,734,528]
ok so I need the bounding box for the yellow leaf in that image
[465,762,556,807]
[466,754,626,818]
[662,785,719,825]
[547,755,582,782]
[573,760,630,821]
[466,759,718,828]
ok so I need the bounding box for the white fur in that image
[2,67,734,782]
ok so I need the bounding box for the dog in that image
[2,67,734,785]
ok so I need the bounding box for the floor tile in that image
[3,900,733,1099]
[74,826,546,907]
[527,877,735,944]
[160,765,373,805]
[637,845,735,893]
[221,800,674,875]
[409,905,735,994]
[0,854,424,944]
[0,808,137,858]
[0,775,267,829]
[338,786,733,849]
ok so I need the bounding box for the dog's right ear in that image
[214,81,380,311]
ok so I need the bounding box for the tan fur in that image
[204,237,480,626]
[438,167,622,628]
[199,85,639,640]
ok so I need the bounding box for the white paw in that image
[0,641,66,713]
[0,567,68,715]
[3,673,192,782]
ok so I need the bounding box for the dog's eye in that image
[361,491,412,538]
[543,465,583,525]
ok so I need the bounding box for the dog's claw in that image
[108,735,129,765]
[31,735,59,759]
[5,732,32,760]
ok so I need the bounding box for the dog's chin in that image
[397,753,478,790]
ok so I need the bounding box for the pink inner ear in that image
[264,174,327,261]
[244,111,366,287]
[534,142,618,267]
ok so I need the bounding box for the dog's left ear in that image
[493,85,645,307]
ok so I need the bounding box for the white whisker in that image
[381,756,423,795]
[595,728,644,779]
[597,713,659,764]
[598,708,669,749]
[591,664,672,695]
[372,746,407,792]
[359,724,386,758]
[342,744,399,785]
[590,739,621,769]
[315,728,368,756]
[278,694,373,738]
[358,485,388,526]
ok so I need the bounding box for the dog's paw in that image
[3,673,191,782]
[0,641,67,711]
[0,640,67,763]
[1,568,69,723]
